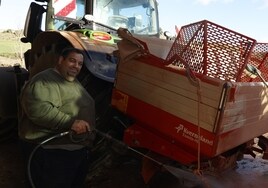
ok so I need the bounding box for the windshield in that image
[51,0,159,36]
[52,0,85,30]
[94,0,159,36]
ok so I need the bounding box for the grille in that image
[165,20,256,82]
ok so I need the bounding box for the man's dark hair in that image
[60,47,84,59]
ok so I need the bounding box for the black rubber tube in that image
[27,131,69,188]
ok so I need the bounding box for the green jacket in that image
[19,68,95,146]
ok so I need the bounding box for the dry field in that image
[0,56,23,67]
[0,30,29,68]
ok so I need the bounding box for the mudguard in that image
[29,30,119,82]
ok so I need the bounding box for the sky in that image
[158,0,268,42]
[0,0,268,42]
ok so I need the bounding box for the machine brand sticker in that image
[175,124,213,146]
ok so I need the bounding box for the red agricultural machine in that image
[112,20,268,183]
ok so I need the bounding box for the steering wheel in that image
[107,15,128,29]
[133,26,149,34]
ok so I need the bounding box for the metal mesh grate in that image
[165,20,256,82]
[241,43,268,82]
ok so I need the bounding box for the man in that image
[19,47,95,188]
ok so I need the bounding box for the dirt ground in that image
[0,137,148,188]
[0,138,27,188]
[0,56,23,67]
[2,57,268,188]
[2,133,268,188]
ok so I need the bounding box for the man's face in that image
[57,52,84,81]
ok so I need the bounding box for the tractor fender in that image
[28,30,118,82]
[59,31,118,82]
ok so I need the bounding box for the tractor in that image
[0,0,160,143]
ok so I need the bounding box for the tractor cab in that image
[23,0,160,44]
[55,0,159,36]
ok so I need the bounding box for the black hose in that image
[27,129,105,187]
[28,128,201,187]
[27,131,69,188]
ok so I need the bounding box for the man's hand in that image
[71,120,91,134]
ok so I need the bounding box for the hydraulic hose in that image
[28,128,202,188]
[27,129,126,188]
[27,129,100,188]
[93,129,202,183]
[27,131,69,188]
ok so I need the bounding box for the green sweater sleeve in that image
[21,79,74,131]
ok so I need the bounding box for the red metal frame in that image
[113,88,216,164]
[165,20,256,82]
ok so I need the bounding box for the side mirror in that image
[21,2,46,43]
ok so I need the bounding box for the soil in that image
[1,57,268,188]
[0,139,27,188]
[0,56,24,67]
[2,132,268,188]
